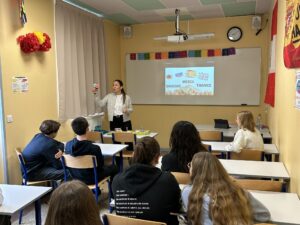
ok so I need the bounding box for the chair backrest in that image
[112,132,137,144]
[234,179,285,192]
[61,154,99,183]
[171,172,191,185]
[199,131,223,141]
[230,149,264,161]
[202,143,211,152]
[61,154,97,169]
[102,214,167,225]
[87,131,104,143]
[15,148,28,184]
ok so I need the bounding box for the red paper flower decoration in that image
[17,32,51,53]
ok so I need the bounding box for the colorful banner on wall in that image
[284,0,300,68]
[264,0,278,107]
[129,47,235,60]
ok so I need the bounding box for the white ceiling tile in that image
[155,7,189,17]
[255,0,274,14]
[188,4,224,19]
[160,0,202,8]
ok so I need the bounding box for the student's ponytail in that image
[132,137,160,165]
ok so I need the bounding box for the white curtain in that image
[55,1,107,120]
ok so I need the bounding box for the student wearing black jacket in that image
[112,137,181,225]
[65,117,118,185]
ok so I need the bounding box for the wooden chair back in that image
[102,214,167,225]
[199,131,223,141]
[87,131,104,143]
[112,132,136,144]
[230,149,264,161]
[61,154,97,169]
[202,143,211,152]
[234,179,285,192]
[171,172,191,185]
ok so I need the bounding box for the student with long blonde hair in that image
[182,152,270,225]
[225,111,264,152]
[45,180,103,225]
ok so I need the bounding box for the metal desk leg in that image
[34,199,41,225]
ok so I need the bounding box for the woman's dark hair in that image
[169,121,206,172]
[45,180,103,225]
[114,79,126,104]
[39,120,61,135]
[71,117,89,135]
[132,137,160,165]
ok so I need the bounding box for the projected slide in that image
[165,67,214,96]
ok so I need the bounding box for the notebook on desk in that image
[214,119,230,129]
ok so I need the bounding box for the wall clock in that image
[227,26,243,42]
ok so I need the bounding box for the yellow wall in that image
[0,1,121,184]
[120,16,270,147]
[0,0,58,184]
[268,1,300,194]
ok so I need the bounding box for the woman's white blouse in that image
[225,128,264,153]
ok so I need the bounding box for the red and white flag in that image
[264,0,278,107]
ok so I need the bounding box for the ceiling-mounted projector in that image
[167,34,188,42]
[153,9,214,43]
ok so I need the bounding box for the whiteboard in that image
[126,48,261,105]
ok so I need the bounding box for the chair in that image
[199,131,224,158]
[112,132,137,170]
[15,148,52,224]
[102,214,167,225]
[171,172,191,185]
[60,154,112,210]
[202,143,211,152]
[199,131,223,141]
[229,149,264,161]
[87,131,104,143]
[234,179,286,192]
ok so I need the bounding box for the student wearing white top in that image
[225,111,264,153]
[94,80,133,131]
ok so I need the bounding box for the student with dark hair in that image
[93,79,133,131]
[182,152,270,225]
[45,180,103,225]
[22,120,66,181]
[65,117,118,185]
[112,137,181,225]
[162,121,207,172]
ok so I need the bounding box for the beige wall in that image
[120,16,270,147]
[0,1,121,183]
[268,1,300,194]
[0,0,58,184]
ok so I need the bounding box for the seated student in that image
[112,137,181,225]
[182,152,270,225]
[225,111,264,152]
[45,180,103,225]
[65,117,118,185]
[22,120,66,181]
[162,121,207,172]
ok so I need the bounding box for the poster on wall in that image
[284,0,300,68]
[296,71,300,108]
[12,76,28,92]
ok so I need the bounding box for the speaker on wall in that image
[252,16,261,30]
[123,26,132,38]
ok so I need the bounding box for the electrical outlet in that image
[7,115,13,123]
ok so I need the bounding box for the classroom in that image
[0,0,300,224]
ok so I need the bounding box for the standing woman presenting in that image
[94,80,133,131]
